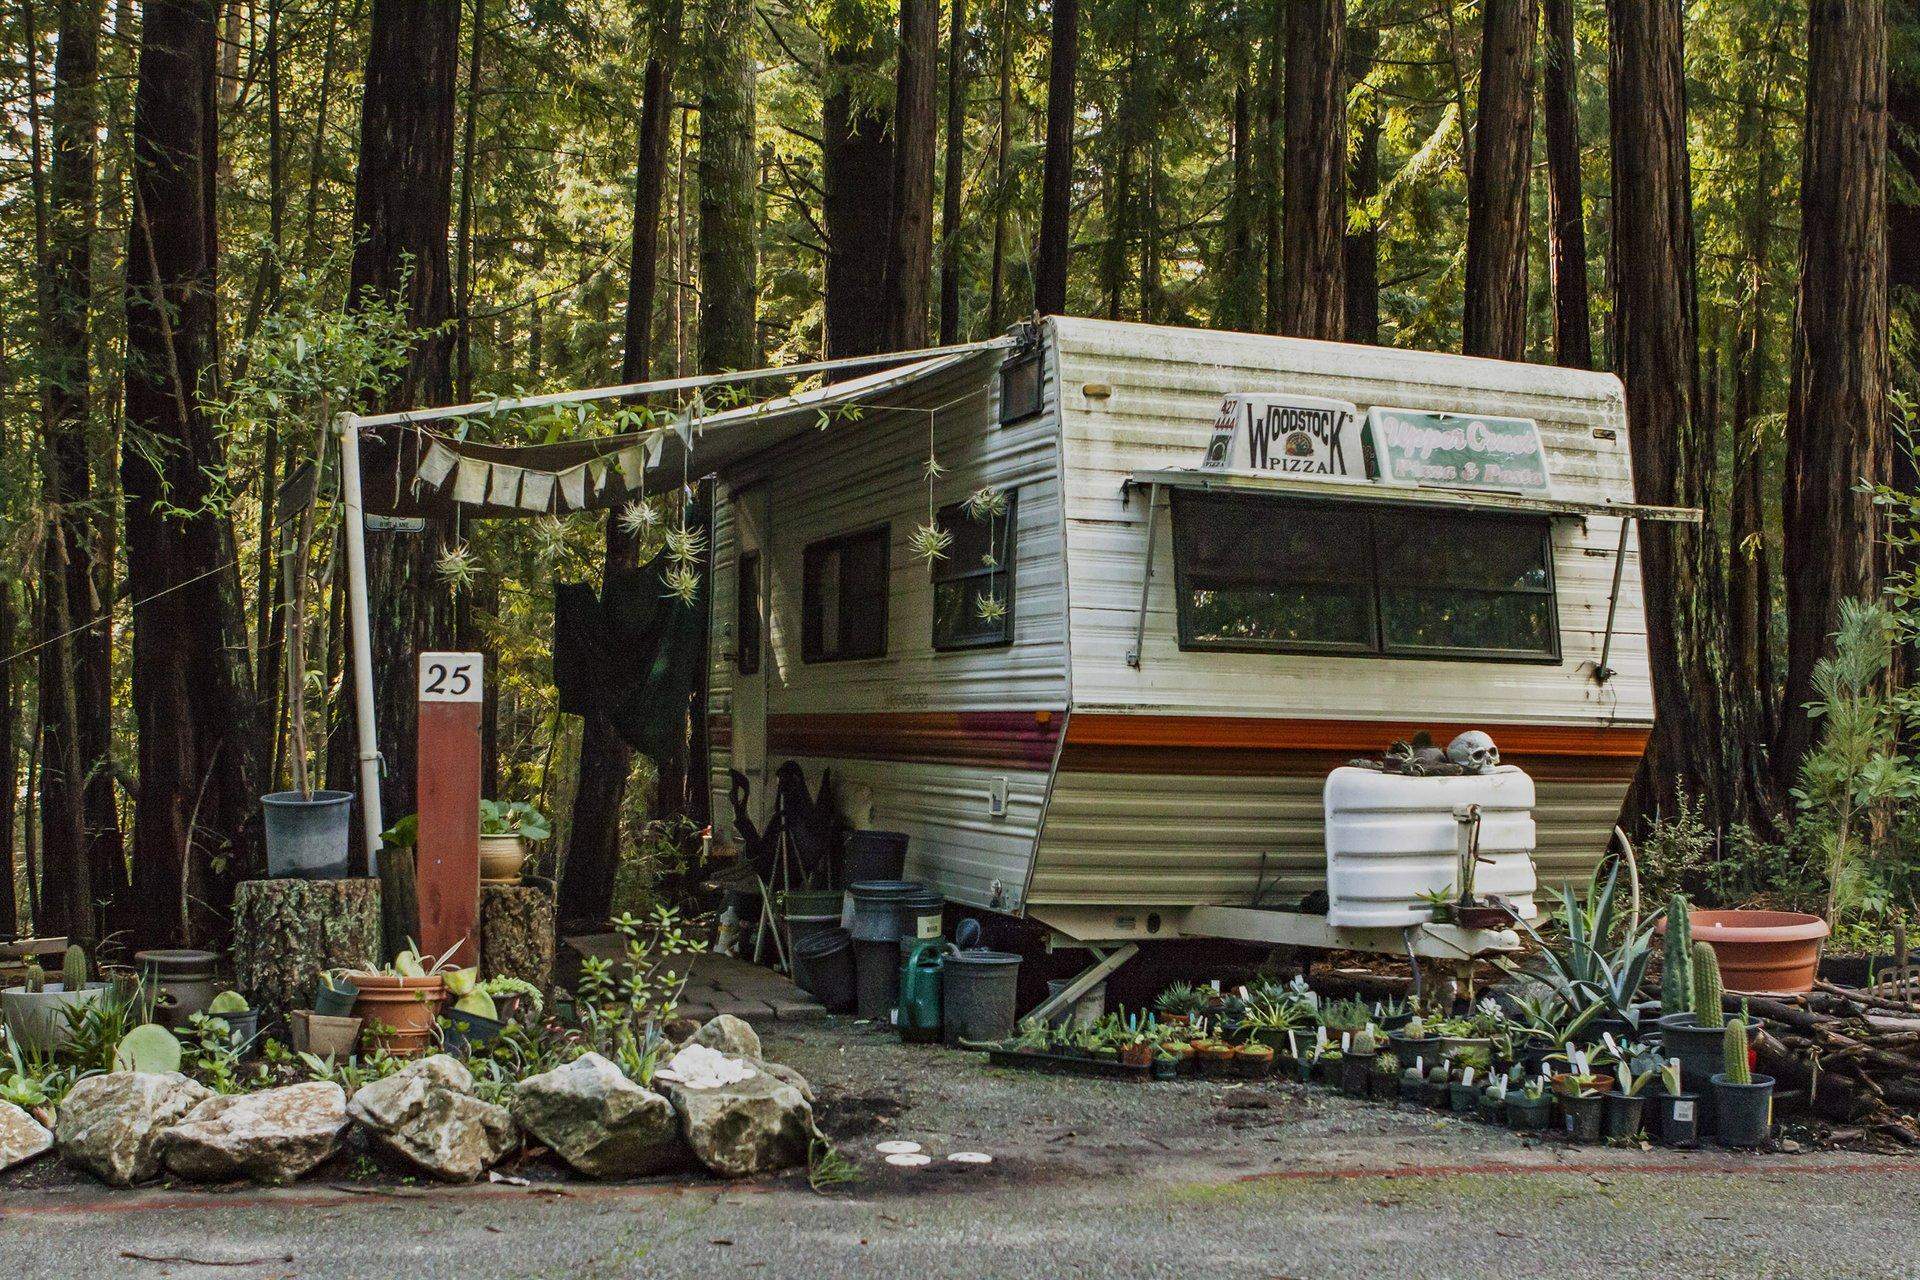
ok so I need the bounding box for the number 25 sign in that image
[418,652,484,702]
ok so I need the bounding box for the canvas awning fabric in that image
[358,349,995,520]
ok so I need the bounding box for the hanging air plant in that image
[910,521,952,565]
[963,486,1007,521]
[533,515,570,566]
[974,591,1008,625]
[435,540,480,592]
[663,522,705,568]
[618,498,660,536]
[662,563,701,605]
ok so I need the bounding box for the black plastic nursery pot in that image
[1312,1055,1342,1085]
[1659,1013,1743,1130]
[1389,1031,1438,1071]
[1603,1092,1647,1140]
[1449,1081,1480,1114]
[1560,1093,1606,1144]
[1651,1092,1701,1147]
[1421,1078,1450,1108]
[1506,1095,1553,1131]
[1341,1052,1376,1097]
[1476,1089,1507,1124]
[1399,1074,1425,1102]
[1371,1070,1400,1101]
[1711,1074,1775,1149]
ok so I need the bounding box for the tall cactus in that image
[61,944,88,991]
[1692,941,1724,1029]
[1661,896,1694,1015]
[1723,1018,1752,1085]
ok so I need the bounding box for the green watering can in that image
[897,940,948,1044]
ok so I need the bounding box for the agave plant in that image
[1510,860,1661,1030]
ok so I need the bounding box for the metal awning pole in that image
[1593,516,1633,685]
[337,414,386,873]
[1126,482,1161,669]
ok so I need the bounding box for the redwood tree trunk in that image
[1280,0,1345,340]
[1541,0,1592,368]
[696,0,757,371]
[1345,21,1379,345]
[1034,0,1079,315]
[884,0,938,350]
[335,0,462,835]
[561,0,679,932]
[823,12,894,359]
[121,0,265,947]
[938,0,967,344]
[1463,0,1538,360]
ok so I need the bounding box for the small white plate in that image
[875,1140,923,1155]
[947,1152,993,1165]
[884,1152,932,1167]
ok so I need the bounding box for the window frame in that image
[1168,490,1561,665]
[735,548,762,675]
[800,524,891,664]
[998,349,1044,425]
[931,490,1018,652]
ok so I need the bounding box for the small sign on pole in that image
[417,652,483,967]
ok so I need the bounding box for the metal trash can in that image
[848,881,918,1019]
[941,949,1023,1047]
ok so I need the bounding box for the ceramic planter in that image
[348,972,445,1057]
[1674,910,1830,995]
[1711,1074,1774,1148]
[1651,1092,1700,1147]
[1235,1046,1273,1078]
[0,982,107,1053]
[136,949,221,1027]
[1506,1095,1553,1131]
[1560,1093,1605,1144]
[1438,1035,1494,1064]
[291,1010,363,1059]
[479,833,530,885]
[1603,1092,1647,1140]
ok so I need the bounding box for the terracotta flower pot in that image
[1672,910,1830,995]
[348,972,445,1056]
[479,834,530,885]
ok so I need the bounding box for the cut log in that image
[231,878,384,1023]
[481,884,554,992]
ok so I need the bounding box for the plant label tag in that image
[1673,1100,1695,1122]
[1462,1067,1476,1087]
[1341,1032,1350,1052]
[419,652,484,702]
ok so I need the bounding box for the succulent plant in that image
[1723,1019,1752,1086]
[208,990,250,1015]
[62,944,88,991]
[114,1023,184,1073]
[20,960,45,994]
[1691,941,1724,1029]
[1661,895,1693,1016]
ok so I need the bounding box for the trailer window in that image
[932,490,1017,650]
[1169,491,1557,662]
[802,526,889,662]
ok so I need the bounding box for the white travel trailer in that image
[698,316,1693,979]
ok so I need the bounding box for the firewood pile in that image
[1742,978,1920,1150]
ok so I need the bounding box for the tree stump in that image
[481,885,554,992]
[375,843,419,962]
[231,878,383,1023]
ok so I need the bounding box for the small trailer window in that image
[736,550,762,675]
[1170,490,1558,662]
[932,490,1017,650]
[802,526,890,662]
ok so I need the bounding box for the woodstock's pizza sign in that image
[1202,393,1363,478]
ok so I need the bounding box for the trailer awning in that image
[360,347,998,519]
[1123,466,1703,524]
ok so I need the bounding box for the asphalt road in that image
[4,1021,1916,1279]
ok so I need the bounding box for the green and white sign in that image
[1364,407,1553,494]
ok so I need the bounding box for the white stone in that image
[159,1082,347,1184]
[56,1072,214,1187]
[508,1053,685,1179]
[0,1100,53,1173]
[348,1054,516,1183]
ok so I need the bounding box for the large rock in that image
[757,1060,814,1105]
[668,1068,816,1178]
[0,1101,53,1173]
[509,1053,686,1179]
[348,1054,516,1182]
[691,1014,762,1061]
[159,1082,347,1184]
[56,1072,214,1187]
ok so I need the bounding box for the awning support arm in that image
[1593,515,1633,686]
[1024,943,1141,1026]
[1125,482,1161,669]
[337,415,386,873]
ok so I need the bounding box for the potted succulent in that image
[1659,941,1735,1129]
[1371,1050,1401,1100]
[1399,1062,1426,1102]
[1555,1071,1608,1144]
[1389,1015,1438,1070]
[1605,1061,1654,1140]
[0,945,106,1053]
[1312,1046,1344,1086]
[1711,1019,1773,1149]
[1118,1015,1158,1068]
[479,799,552,884]
[1507,1077,1553,1131]
[1241,991,1309,1053]
[345,938,461,1056]
[1434,1012,1498,1064]
[480,975,543,1024]
[1422,1063,1451,1108]
[1649,1059,1700,1147]
[1196,1038,1237,1078]
[1448,1065,1483,1114]
[1373,995,1413,1031]
[1341,1027,1380,1097]
[313,969,361,1016]
[206,990,260,1047]
[1234,1041,1274,1078]
[1478,1072,1511,1124]
[1155,981,1203,1027]
[1318,997,1371,1042]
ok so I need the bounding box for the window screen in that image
[802,526,889,662]
[932,491,1017,650]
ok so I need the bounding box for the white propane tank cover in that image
[1322,765,1539,928]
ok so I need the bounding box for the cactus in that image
[61,944,87,991]
[113,1024,183,1074]
[1691,940,1725,1029]
[1661,895,1694,1015]
[21,960,45,993]
[1723,1019,1752,1085]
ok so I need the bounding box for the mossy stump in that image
[231,878,383,1023]
[481,884,554,992]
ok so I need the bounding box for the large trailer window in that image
[802,526,889,662]
[932,490,1017,650]
[1169,490,1558,662]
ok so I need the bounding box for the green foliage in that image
[1661,895,1694,1016]
[575,904,707,1084]
[60,945,87,991]
[114,1024,184,1074]
[209,990,250,1016]
[1513,859,1658,1029]
[1723,1019,1752,1086]
[480,799,552,841]
[1692,942,1725,1029]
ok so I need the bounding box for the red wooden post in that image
[416,651,483,967]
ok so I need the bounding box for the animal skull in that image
[1447,730,1500,773]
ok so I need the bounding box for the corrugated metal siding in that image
[1030,317,1652,910]
[1031,769,1631,905]
[707,351,1068,910]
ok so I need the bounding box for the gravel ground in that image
[3,1018,1917,1279]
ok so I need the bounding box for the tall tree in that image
[121,0,265,945]
[335,0,462,834]
[0,584,16,937]
[1262,0,1284,330]
[1216,38,1261,331]
[1541,0,1592,368]
[986,0,1015,331]
[561,0,681,931]
[885,0,939,348]
[1463,0,1538,360]
[1778,0,1891,780]
[1034,0,1079,315]
[1345,20,1379,345]
[1608,0,1764,829]
[823,4,894,358]
[938,0,968,343]
[697,0,757,371]
[1280,0,1345,339]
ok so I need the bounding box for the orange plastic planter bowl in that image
[1683,910,1830,995]
[348,973,446,1056]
